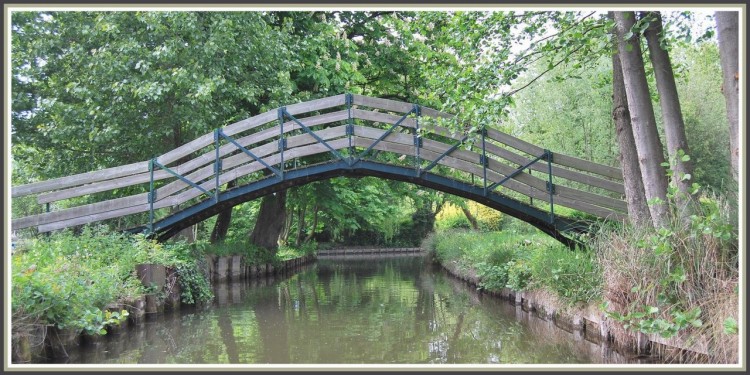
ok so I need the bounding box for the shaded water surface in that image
[52,255,644,364]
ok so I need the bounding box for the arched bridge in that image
[11,94,627,246]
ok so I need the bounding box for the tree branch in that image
[505,42,588,97]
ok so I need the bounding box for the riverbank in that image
[10,228,316,364]
[425,229,739,364]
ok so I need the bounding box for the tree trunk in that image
[295,204,306,246]
[613,11,670,228]
[460,205,480,230]
[248,190,287,251]
[610,15,652,227]
[303,205,319,243]
[642,11,696,216]
[210,180,237,244]
[715,11,740,184]
[279,205,294,246]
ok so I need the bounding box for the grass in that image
[425,228,602,305]
[592,194,739,363]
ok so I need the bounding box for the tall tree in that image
[715,11,740,184]
[613,11,670,228]
[610,12,651,227]
[642,11,696,214]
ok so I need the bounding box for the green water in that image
[51,255,643,365]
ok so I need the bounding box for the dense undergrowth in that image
[11,226,213,342]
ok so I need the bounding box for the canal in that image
[49,255,647,365]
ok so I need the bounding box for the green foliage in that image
[75,309,129,336]
[436,201,503,231]
[165,242,214,305]
[277,241,318,261]
[506,259,533,291]
[428,229,601,304]
[674,41,733,193]
[11,226,213,335]
[528,244,602,304]
[605,305,703,339]
[197,239,278,266]
[723,317,738,335]
[12,11,294,179]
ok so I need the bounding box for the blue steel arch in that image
[129,159,592,248]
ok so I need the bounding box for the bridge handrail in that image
[15,124,627,232]
[11,94,628,233]
[11,94,348,198]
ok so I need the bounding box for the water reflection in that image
[52,256,642,364]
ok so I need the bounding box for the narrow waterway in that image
[49,255,650,365]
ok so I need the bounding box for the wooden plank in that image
[352,108,470,142]
[420,106,455,120]
[486,128,623,180]
[352,95,414,114]
[222,108,278,138]
[415,138,627,212]
[149,126,347,207]
[13,191,150,230]
[12,161,147,198]
[483,142,625,195]
[352,95,454,120]
[20,117,627,230]
[30,128,625,232]
[429,143,627,212]
[285,94,346,116]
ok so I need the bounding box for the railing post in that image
[413,104,421,175]
[148,158,156,234]
[278,107,286,180]
[346,93,354,165]
[545,149,555,223]
[45,203,50,237]
[529,167,534,206]
[481,126,488,196]
[214,129,221,203]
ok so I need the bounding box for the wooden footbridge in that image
[11,94,627,246]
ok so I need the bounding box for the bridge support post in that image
[278,108,286,180]
[214,129,221,204]
[413,104,421,175]
[148,158,155,235]
[545,149,555,224]
[481,127,488,196]
[346,93,354,166]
